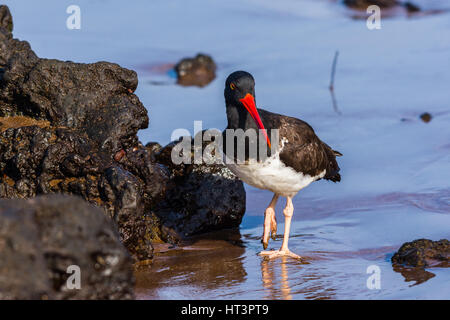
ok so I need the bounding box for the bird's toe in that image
[270,231,277,241]
[258,249,275,256]
[258,249,302,261]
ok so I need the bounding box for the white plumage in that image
[223,146,325,197]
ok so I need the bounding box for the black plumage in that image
[259,109,341,182]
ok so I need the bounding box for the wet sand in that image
[135,188,450,299]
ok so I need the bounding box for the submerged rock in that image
[154,133,246,242]
[343,0,422,13]
[175,53,217,87]
[420,112,432,123]
[404,2,421,13]
[343,0,399,10]
[0,195,134,300]
[391,239,450,268]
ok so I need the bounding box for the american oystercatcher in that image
[222,71,342,259]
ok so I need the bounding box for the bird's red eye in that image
[230,83,236,90]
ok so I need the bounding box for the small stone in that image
[404,2,421,13]
[420,112,432,123]
[174,53,217,87]
[343,0,398,10]
[114,149,126,162]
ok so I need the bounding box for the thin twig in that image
[329,50,341,115]
[329,50,339,91]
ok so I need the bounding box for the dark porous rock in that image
[145,141,163,162]
[343,0,399,10]
[0,5,13,33]
[175,53,216,87]
[0,7,242,260]
[145,141,162,155]
[2,57,147,150]
[391,239,450,268]
[420,112,432,123]
[154,132,246,242]
[0,9,171,261]
[0,195,134,300]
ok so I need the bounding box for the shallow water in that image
[135,188,450,299]
[5,0,450,299]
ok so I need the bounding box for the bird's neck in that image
[225,102,260,131]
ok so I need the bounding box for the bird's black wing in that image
[259,109,341,182]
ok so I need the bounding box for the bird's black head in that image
[224,71,271,148]
[224,71,255,104]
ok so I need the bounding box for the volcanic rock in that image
[0,5,13,33]
[0,6,246,260]
[392,239,450,268]
[0,195,134,300]
[154,132,246,242]
[0,14,169,260]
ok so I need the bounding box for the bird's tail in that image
[333,150,343,157]
[323,144,342,183]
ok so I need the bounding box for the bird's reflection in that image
[261,257,293,300]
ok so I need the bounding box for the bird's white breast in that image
[223,152,325,197]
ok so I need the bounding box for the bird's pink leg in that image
[261,194,279,250]
[259,197,301,260]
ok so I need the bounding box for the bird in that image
[221,71,342,260]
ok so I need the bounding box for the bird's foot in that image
[261,239,268,250]
[262,207,277,249]
[271,231,277,241]
[258,249,302,260]
[261,231,277,249]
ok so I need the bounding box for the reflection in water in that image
[393,264,436,286]
[261,257,293,300]
[280,259,292,300]
[135,187,450,299]
[135,229,247,298]
[260,257,338,300]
